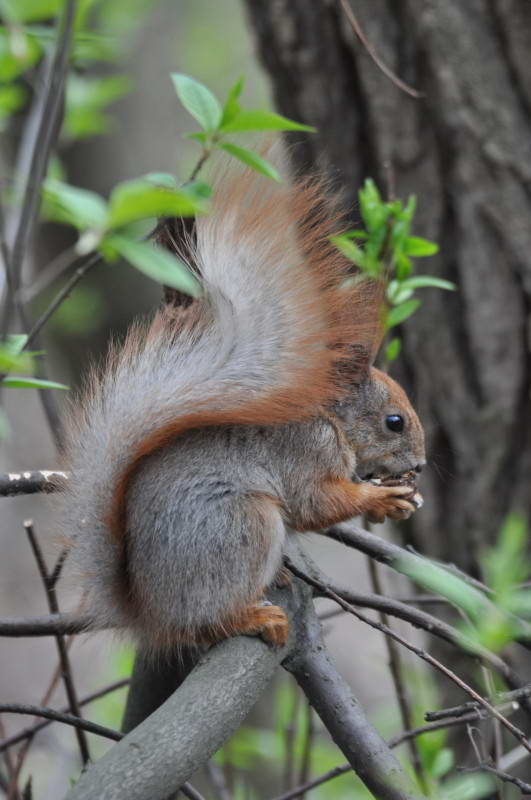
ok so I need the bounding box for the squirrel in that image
[60,151,426,653]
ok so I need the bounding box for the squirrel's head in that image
[335,367,426,481]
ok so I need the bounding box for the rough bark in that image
[244,0,531,570]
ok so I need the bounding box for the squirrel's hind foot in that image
[232,602,289,647]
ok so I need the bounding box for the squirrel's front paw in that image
[362,483,418,524]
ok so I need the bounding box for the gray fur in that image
[60,160,425,648]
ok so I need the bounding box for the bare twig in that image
[270,710,507,800]
[0,704,121,742]
[24,252,100,352]
[0,470,67,497]
[0,612,92,637]
[337,0,423,98]
[205,761,232,800]
[286,557,531,757]
[297,702,314,798]
[459,763,531,794]
[426,684,531,722]
[23,520,90,764]
[0,679,129,754]
[365,552,425,785]
[283,684,301,791]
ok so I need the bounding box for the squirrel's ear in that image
[156,216,199,308]
[335,343,373,388]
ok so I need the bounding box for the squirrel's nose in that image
[414,460,426,474]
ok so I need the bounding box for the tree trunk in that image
[244,0,531,571]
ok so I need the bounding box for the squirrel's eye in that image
[386,414,404,433]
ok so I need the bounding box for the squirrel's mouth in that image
[358,469,417,484]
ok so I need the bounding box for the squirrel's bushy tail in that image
[61,147,381,627]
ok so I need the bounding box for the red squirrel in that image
[60,154,425,652]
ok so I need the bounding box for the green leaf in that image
[330,234,366,268]
[3,376,68,390]
[359,179,387,233]
[385,337,401,363]
[107,179,209,229]
[41,178,108,231]
[0,28,41,81]
[0,84,27,123]
[404,236,439,257]
[171,73,222,132]
[220,75,244,127]
[105,234,201,297]
[184,131,209,144]
[220,109,315,134]
[385,299,421,330]
[340,229,368,240]
[395,253,413,280]
[143,172,178,189]
[218,143,281,182]
[1,0,61,22]
[398,276,456,292]
[4,334,28,354]
[431,747,454,779]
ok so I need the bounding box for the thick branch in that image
[283,585,424,800]
[62,583,297,800]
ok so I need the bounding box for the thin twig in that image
[426,683,531,721]
[23,520,90,764]
[458,763,531,794]
[0,704,120,741]
[338,0,423,98]
[0,612,92,637]
[283,684,300,791]
[24,252,100,352]
[297,702,314,798]
[269,710,511,800]
[205,761,232,800]
[0,679,129,754]
[0,470,67,497]
[366,552,425,785]
[286,557,531,757]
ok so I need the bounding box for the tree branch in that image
[23,520,89,764]
[326,522,531,642]
[0,704,120,742]
[287,557,531,757]
[283,574,424,800]
[0,680,129,754]
[62,582,297,800]
[0,612,92,637]
[316,579,528,690]
[0,470,67,496]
